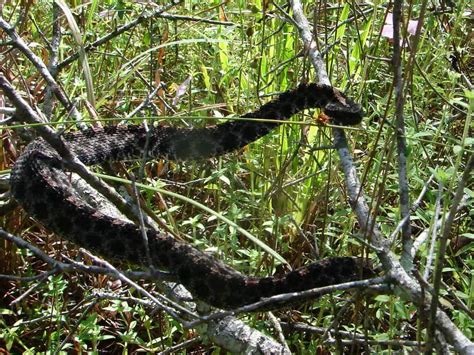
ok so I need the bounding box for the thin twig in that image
[187,277,387,327]
[9,269,57,305]
[0,16,81,121]
[280,322,428,349]
[54,1,235,71]
[42,2,61,118]
[428,153,474,349]
[267,312,291,354]
[81,249,198,324]
[392,0,412,268]
[423,180,443,280]
[0,107,16,115]
[53,300,98,355]
[130,175,153,268]
[411,194,469,258]
[0,227,175,282]
[157,336,202,354]
[389,173,435,244]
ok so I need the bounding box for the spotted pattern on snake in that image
[10,83,371,309]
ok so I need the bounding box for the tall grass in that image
[0,0,472,352]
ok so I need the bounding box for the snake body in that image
[11,84,368,309]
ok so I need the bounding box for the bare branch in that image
[156,336,202,354]
[289,0,330,85]
[0,227,175,282]
[42,2,61,118]
[392,0,412,268]
[56,2,235,71]
[0,16,80,120]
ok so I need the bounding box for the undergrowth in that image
[0,0,472,353]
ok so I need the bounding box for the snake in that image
[10,83,370,309]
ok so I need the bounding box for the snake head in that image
[324,88,365,125]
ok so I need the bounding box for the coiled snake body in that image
[11,84,369,309]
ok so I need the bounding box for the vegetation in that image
[0,0,472,353]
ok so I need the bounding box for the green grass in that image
[0,0,472,353]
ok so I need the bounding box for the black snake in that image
[10,83,370,309]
